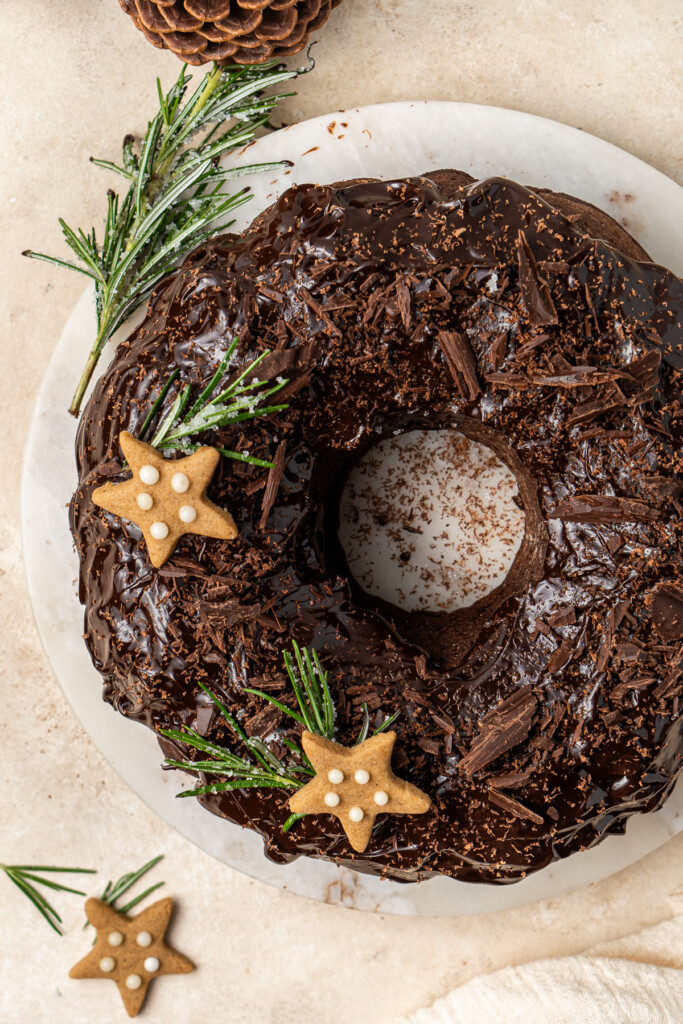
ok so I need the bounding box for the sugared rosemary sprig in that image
[85,854,164,931]
[161,642,399,832]
[1,863,96,935]
[139,337,288,469]
[24,58,306,416]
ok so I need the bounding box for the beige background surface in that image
[1,1,682,1022]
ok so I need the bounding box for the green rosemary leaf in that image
[20,250,99,280]
[150,383,192,448]
[90,157,134,179]
[8,866,96,874]
[373,710,400,735]
[282,813,307,833]
[246,736,294,776]
[138,369,180,442]
[197,679,249,742]
[16,873,88,897]
[242,687,306,727]
[217,449,275,469]
[117,882,165,916]
[161,725,241,762]
[356,703,371,745]
[179,777,297,797]
[280,737,313,772]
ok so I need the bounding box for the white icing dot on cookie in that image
[374,790,389,806]
[178,505,197,523]
[327,768,344,784]
[125,974,142,990]
[136,931,152,948]
[150,521,169,540]
[144,956,160,973]
[354,769,370,784]
[108,932,123,946]
[99,957,116,973]
[139,465,160,486]
[171,472,190,493]
[324,791,340,807]
[348,806,364,822]
[137,492,153,511]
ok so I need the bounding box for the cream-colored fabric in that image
[392,915,683,1024]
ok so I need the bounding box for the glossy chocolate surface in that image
[70,171,683,883]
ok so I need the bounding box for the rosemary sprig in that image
[24,58,307,416]
[245,640,336,743]
[161,679,309,799]
[1,863,95,936]
[85,855,164,930]
[161,642,399,831]
[139,337,288,469]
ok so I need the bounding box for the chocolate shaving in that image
[655,664,683,700]
[488,788,544,825]
[487,770,532,789]
[244,471,269,497]
[300,288,341,337]
[545,640,574,673]
[458,687,538,776]
[488,332,508,370]
[418,737,441,755]
[259,442,286,531]
[516,230,558,326]
[548,606,576,627]
[626,349,661,382]
[485,371,531,388]
[533,366,623,389]
[550,495,659,523]
[538,260,570,274]
[437,330,481,400]
[394,278,412,329]
[649,585,683,642]
[197,598,262,632]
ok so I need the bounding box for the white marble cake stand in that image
[22,102,683,916]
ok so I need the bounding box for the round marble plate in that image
[22,102,683,915]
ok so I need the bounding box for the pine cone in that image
[117,0,343,65]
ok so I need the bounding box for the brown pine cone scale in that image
[118,0,343,65]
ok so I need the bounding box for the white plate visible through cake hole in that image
[22,102,683,915]
[338,430,525,613]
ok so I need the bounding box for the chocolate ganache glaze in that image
[70,170,683,884]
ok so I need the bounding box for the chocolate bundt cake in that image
[70,169,683,884]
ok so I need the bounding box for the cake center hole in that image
[338,429,526,614]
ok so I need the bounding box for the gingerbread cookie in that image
[70,897,193,1017]
[92,431,238,568]
[289,731,431,852]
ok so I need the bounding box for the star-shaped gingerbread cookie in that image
[92,431,238,567]
[70,897,193,1017]
[289,731,431,852]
